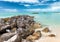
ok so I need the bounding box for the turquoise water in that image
[0,12,60,25]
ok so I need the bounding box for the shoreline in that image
[0,15,60,42]
[4,25,60,42]
[35,25,60,42]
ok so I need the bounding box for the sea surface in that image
[0,12,60,26]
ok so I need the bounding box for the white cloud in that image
[46,2,60,12]
[4,9,18,12]
[25,2,60,12]
[24,4,30,7]
[0,8,18,12]
[3,0,39,3]
[25,9,41,12]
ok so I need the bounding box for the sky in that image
[0,0,60,12]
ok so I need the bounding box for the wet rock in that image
[42,27,51,33]
[48,34,56,37]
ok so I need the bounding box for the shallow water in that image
[0,12,60,25]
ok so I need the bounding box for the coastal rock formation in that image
[0,25,11,35]
[0,19,5,26]
[30,23,41,29]
[26,31,41,41]
[42,27,51,33]
[48,34,56,37]
[0,15,36,42]
[0,32,16,42]
[0,15,56,42]
[11,28,17,32]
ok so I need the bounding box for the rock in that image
[0,25,11,31]
[42,27,51,33]
[10,17,17,28]
[0,25,11,35]
[15,15,35,39]
[0,38,3,42]
[32,31,41,38]
[13,28,23,42]
[31,23,41,29]
[32,12,39,14]
[22,29,35,39]
[0,19,5,25]
[0,32,16,41]
[11,28,17,32]
[48,34,56,37]
[3,18,10,23]
[10,23,17,28]
[13,35,22,42]
[0,15,42,42]
[26,35,35,42]
[17,28,35,39]
[26,31,41,41]
[16,15,34,28]
[4,17,17,28]
[0,19,5,30]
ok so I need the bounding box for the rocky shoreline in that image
[0,15,55,42]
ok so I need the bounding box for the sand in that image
[35,25,60,42]
[4,25,60,42]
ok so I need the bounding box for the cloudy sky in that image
[0,0,60,12]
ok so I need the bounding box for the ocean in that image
[0,12,60,26]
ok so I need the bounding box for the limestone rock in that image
[42,27,51,33]
[3,18,10,23]
[48,34,56,37]
[0,25,11,35]
[17,28,35,39]
[11,28,17,32]
[31,23,41,29]
[26,31,41,40]
[0,15,42,42]
[13,35,22,42]
[0,32,16,41]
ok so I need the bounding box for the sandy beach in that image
[4,25,60,42]
[34,25,60,42]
